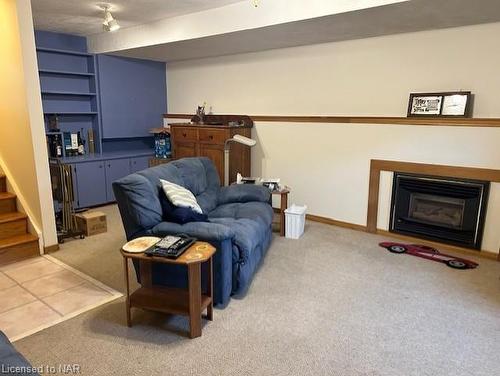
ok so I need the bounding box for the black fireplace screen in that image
[408,193,465,229]
[390,173,489,249]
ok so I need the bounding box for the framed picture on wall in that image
[407,94,443,116]
[407,91,472,118]
[441,92,472,117]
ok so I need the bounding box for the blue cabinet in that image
[74,161,106,207]
[97,55,166,139]
[130,156,150,173]
[104,159,131,202]
[72,155,152,208]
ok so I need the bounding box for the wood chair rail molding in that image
[366,160,500,233]
[164,114,500,127]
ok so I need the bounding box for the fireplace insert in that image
[389,173,489,249]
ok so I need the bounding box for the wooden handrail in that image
[164,113,500,127]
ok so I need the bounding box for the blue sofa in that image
[113,157,273,306]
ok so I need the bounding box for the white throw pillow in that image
[160,179,203,214]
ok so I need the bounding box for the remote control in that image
[145,236,196,259]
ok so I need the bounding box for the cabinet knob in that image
[209,135,214,140]
[182,133,187,137]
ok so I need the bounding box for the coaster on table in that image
[122,237,161,253]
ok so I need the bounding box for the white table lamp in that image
[224,135,257,186]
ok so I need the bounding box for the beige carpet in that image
[15,205,500,376]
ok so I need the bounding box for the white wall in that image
[167,23,500,253]
[0,0,57,249]
[17,0,57,248]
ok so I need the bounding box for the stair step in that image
[0,192,16,214]
[0,212,27,223]
[0,174,5,192]
[0,233,38,249]
[0,212,28,240]
[0,234,39,265]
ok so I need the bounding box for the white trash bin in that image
[284,204,307,239]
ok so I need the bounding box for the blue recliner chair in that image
[0,331,38,375]
[113,157,273,307]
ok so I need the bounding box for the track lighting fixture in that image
[100,5,120,32]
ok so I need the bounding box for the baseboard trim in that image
[305,214,367,232]
[304,213,499,261]
[44,244,59,253]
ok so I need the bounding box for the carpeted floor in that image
[15,205,500,376]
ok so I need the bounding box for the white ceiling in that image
[107,0,500,62]
[31,0,244,36]
[32,0,500,62]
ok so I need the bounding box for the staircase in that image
[0,173,39,265]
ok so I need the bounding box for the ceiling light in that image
[105,18,120,32]
[100,5,120,32]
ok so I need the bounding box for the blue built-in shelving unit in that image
[35,30,166,209]
[96,54,166,155]
[35,31,102,155]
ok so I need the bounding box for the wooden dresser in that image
[169,115,253,184]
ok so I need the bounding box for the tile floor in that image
[0,255,121,341]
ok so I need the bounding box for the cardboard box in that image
[74,211,107,236]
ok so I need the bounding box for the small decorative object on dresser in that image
[407,91,472,118]
[194,103,206,124]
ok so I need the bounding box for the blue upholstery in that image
[113,157,273,306]
[218,184,271,205]
[0,331,38,375]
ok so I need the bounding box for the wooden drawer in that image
[172,127,198,142]
[174,142,197,159]
[198,128,227,145]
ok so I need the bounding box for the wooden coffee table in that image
[120,240,216,338]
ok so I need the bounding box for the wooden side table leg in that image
[206,257,213,321]
[123,257,132,327]
[187,263,202,338]
[280,192,288,237]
